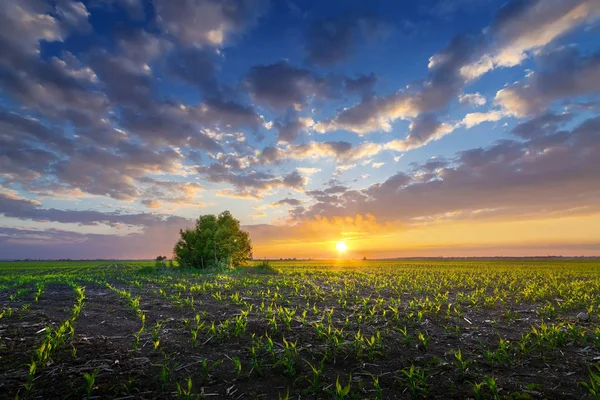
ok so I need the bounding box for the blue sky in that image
[1,0,600,259]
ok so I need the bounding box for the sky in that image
[1,0,600,259]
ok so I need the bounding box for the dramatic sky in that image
[1,0,600,259]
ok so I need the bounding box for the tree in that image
[173,211,252,269]
[155,255,167,268]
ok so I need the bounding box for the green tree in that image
[173,211,252,269]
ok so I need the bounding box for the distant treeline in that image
[3,256,599,262]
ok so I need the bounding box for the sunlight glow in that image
[336,241,348,253]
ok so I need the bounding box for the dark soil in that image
[0,269,597,399]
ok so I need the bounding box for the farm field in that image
[1,260,600,399]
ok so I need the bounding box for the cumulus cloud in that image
[273,141,384,163]
[274,111,315,143]
[315,0,600,146]
[344,74,378,97]
[154,0,265,47]
[271,198,302,207]
[244,61,345,110]
[461,110,505,128]
[511,112,573,139]
[314,33,485,135]
[461,0,600,80]
[0,190,187,227]
[166,47,219,96]
[55,0,91,32]
[138,179,205,208]
[297,114,600,224]
[385,114,455,151]
[196,165,307,198]
[459,92,486,107]
[495,48,600,117]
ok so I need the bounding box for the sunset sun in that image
[336,241,348,253]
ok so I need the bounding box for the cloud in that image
[50,143,184,201]
[196,166,307,198]
[120,100,260,150]
[313,92,422,135]
[138,179,205,208]
[306,14,388,66]
[0,0,63,70]
[166,47,219,96]
[115,29,171,64]
[495,47,600,117]
[244,61,345,110]
[461,0,600,80]
[0,217,192,259]
[511,112,573,139]
[272,141,383,163]
[296,167,321,175]
[142,199,162,209]
[344,74,378,97]
[459,92,486,107]
[315,0,600,145]
[297,114,600,224]
[274,111,315,143]
[461,110,505,128]
[314,33,485,135]
[0,190,188,227]
[385,114,455,151]
[55,0,91,32]
[154,0,266,47]
[271,198,302,207]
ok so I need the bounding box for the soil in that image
[0,267,598,399]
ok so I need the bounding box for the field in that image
[1,260,600,399]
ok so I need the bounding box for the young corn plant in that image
[452,349,472,379]
[83,369,99,399]
[417,331,430,351]
[176,376,194,400]
[398,364,428,399]
[484,376,501,400]
[279,337,299,377]
[331,374,352,400]
[199,358,223,386]
[580,365,600,399]
[304,358,325,397]
[159,362,178,389]
[473,381,485,400]
[231,356,244,380]
[365,331,384,361]
[34,284,44,302]
[372,375,383,400]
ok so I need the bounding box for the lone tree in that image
[173,211,252,269]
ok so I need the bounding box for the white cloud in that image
[296,167,321,175]
[461,1,600,80]
[459,92,487,107]
[461,110,506,128]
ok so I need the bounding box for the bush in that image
[173,211,252,269]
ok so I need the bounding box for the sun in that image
[336,241,348,253]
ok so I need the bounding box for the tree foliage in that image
[173,211,252,269]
